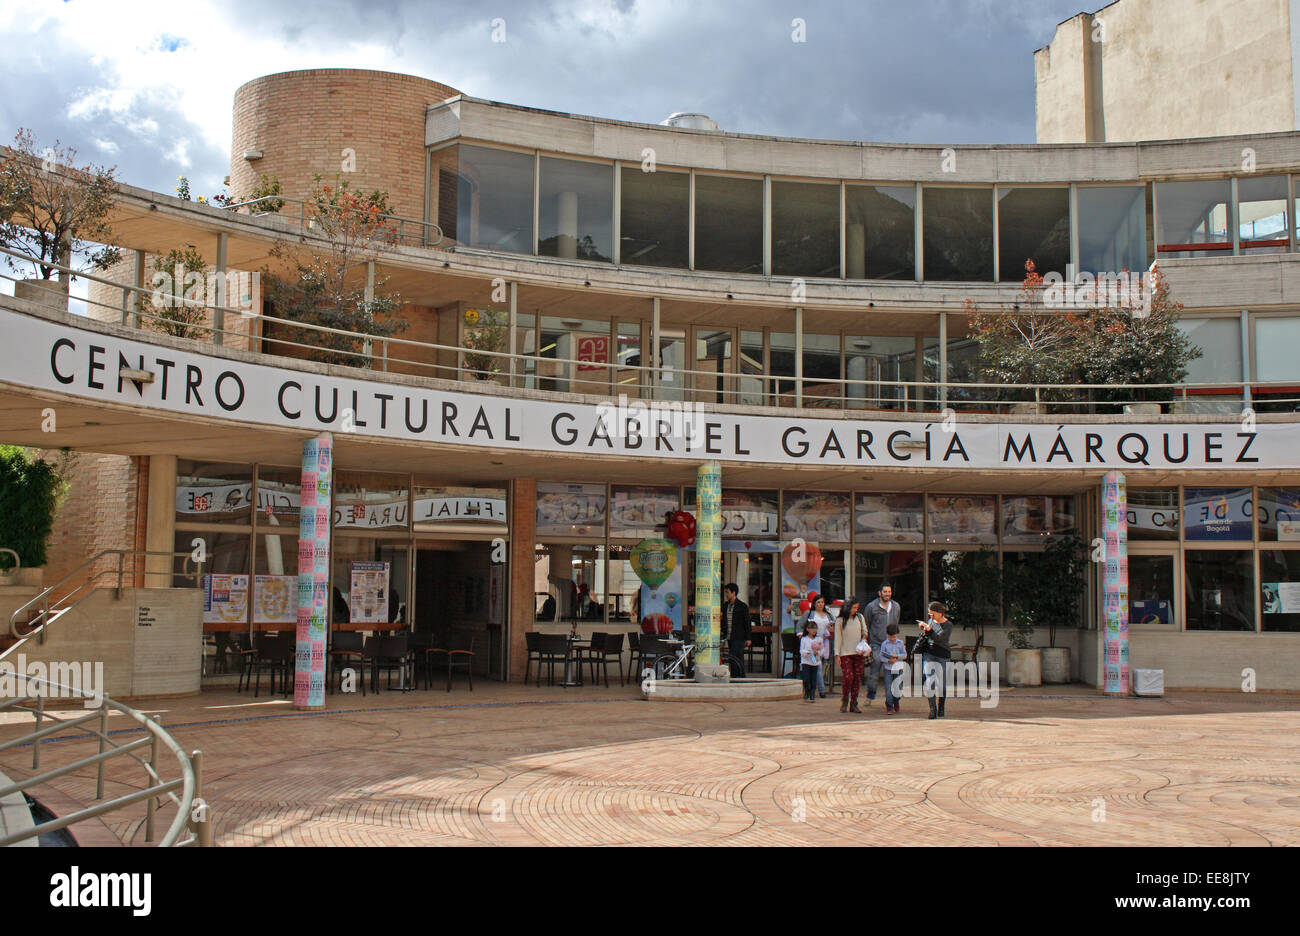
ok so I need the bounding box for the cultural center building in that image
[2,56,1298,698]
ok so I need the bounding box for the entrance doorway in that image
[413,539,506,680]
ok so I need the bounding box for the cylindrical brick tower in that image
[229,69,461,222]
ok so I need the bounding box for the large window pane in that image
[855,550,924,623]
[1127,487,1179,541]
[845,184,915,280]
[769,331,797,403]
[923,187,993,281]
[1185,549,1254,631]
[782,491,851,543]
[695,175,763,273]
[537,315,611,395]
[845,335,916,410]
[997,187,1069,282]
[411,484,508,534]
[535,542,605,623]
[801,333,841,407]
[684,488,779,538]
[928,494,996,545]
[536,482,606,538]
[1000,495,1076,544]
[333,471,409,531]
[539,157,613,262]
[1077,185,1147,275]
[1258,487,1300,543]
[1183,487,1253,541]
[610,485,679,539]
[1156,179,1230,258]
[331,537,410,630]
[771,180,840,277]
[176,460,252,526]
[1255,316,1300,383]
[855,493,924,544]
[1237,174,1290,253]
[1177,317,1241,385]
[1130,555,1175,627]
[1260,549,1300,631]
[453,145,534,254]
[619,167,689,269]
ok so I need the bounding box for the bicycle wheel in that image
[651,654,682,681]
[724,654,746,679]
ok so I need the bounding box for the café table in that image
[560,635,587,687]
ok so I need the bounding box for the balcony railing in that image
[219,195,443,248]
[3,244,1296,416]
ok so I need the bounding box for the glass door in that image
[1127,545,1180,631]
[693,327,736,404]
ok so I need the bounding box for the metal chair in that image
[407,631,437,690]
[242,634,290,698]
[372,634,411,691]
[443,633,476,692]
[524,631,544,685]
[586,632,625,688]
[780,632,801,678]
[536,634,569,686]
[328,631,366,696]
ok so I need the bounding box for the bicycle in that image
[649,640,746,681]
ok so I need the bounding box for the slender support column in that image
[509,479,537,682]
[363,260,375,364]
[508,281,518,388]
[794,307,803,409]
[122,249,145,326]
[938,312,948,409]
[295,433,332,709]
[144,455,176,587]
[694,462,722,666]
[213,233,227,345]
[1101,472,1130,696]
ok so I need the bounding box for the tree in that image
[262,175,406,367]
[938,547,1002,656]
[0,129,120,287]
[0,446,67,571]
[1003,535,1087,648]
[138,247,209,339]
[462,307,509,378]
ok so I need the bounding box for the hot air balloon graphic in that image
[629,538,677,589]
[782,541,824,587]
[664,593,678,609]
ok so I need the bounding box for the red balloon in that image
[641,613,673,635]
[798,599,812,613]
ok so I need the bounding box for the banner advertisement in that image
[349,561,391,625]
[780,541,823,633]
[202,574,248,630]
[295,433,331,708]
[694,464,722,665]
[253,574,297,626]
[1102,471,1130,695]
[1262,582,1300,614]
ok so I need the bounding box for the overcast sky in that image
[0,0,1094,198]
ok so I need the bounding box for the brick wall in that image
[40,452,146,594]
[230,69,460,223]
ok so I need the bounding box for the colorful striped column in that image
[295,433,332,708]
[694,462,722,666]
[1101,471,1130,695]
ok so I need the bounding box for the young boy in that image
[879,622,907,714]
[799,621,820,702]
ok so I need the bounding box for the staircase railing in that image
[4,549,203,659]
[0,669,206,846]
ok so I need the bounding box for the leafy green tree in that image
[1003,535,1088,648]
[0,446,67,570]
[138,247,209,338]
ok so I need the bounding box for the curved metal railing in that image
[219,194,443,247]
[0,670,207,847]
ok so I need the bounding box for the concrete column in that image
[213,233,227,345]
[122,249,145,326]
[144,454,177,586]
[508,479,537,682]
[556,191,578,259]
[846,223,866,279]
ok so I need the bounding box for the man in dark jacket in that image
[863,584,900,704]
[722,583,751,664]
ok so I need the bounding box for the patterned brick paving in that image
[2,685,1298,846]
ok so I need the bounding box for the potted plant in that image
[1004,535,1086,684]
[940,547,1001,669]
[1004,608,1042,686]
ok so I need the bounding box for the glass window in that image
[771,180,840,278]
[331,537,410,630]
[928,494,996,545]
[855,550,924,624]
[1255,316,1300,383]
[453,145,534,255]
[1129,555,1175,627]
[1156,179,1230,258]
[537,316,611,395]
[536,482,607,537]
[1077,185,1147,275]
[1185,549,1254,631]
[411,484,507,533]
[656,327,686,402]
[769,331,797,403]
[177,529,248,588]
[1258,488,1300,543]
[1237,174,1290,253]
[928,548,999,626]
[255,466,299,527]
[801,333,841,407]
[176,460,253,526]
[922,187,993,282]
[782,491,851,543]
[855,493,924,544]
[1260,549,1300,632]
[1177,317,1241,385]
[535,542,605,623]
[694,175,763,273]
[997,187,1069,282]
[1000,495,1076,544]
[844,184,915,280]
[845,336,916,411]
[538,157,613,262]
[619,166,688,269]
[333,471,409,531]
[609,485,679,539]
[738,330,766,405]
[1183,487,1253,541]
[614,321,643,394]
[684,488,779,539]
[1127,487,1180,541]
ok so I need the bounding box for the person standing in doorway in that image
[864,584,901,706]
[835,598,870,714]
[722,583,751,665]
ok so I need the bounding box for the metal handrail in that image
[219,194,443,247]
[6,549,203,649]
[3,243,1297,413]
[0,671,205,846]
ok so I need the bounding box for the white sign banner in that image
[7,310,1298,470]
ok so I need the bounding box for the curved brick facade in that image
[229,69,460,223]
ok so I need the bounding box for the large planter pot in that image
[15,278,70,312]
[1005,648,1042,687]
[974,646,998,671]
[1041,646,1071,683]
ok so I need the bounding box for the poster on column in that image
[780,541,823,633]
[349,561,391,625]
[1101,472,1130,695]
[296,433,331,708]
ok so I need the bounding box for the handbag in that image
[855,638,870,656]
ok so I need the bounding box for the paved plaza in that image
[2,684,1298,847]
